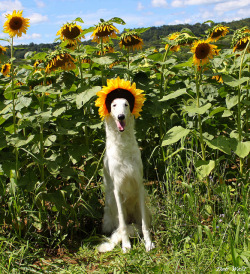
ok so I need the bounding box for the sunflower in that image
[3,10,30,38]
[95,77,145,120]
[191,39,219,66]
[45,52,76,73]
[209,25,229,42]
[56,22,84,44]
[91,20,119,44]
[232,27,250,52]
[97,44,115,55]
[0,45,7,55]
[1,63,11,76]
[119,31,143,51]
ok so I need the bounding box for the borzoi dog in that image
[97,97,155,253]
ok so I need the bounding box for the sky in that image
[0,0,250,45]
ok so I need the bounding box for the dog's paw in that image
[97,242,115,253]
[145,241,155,252]
[122,240,131,253]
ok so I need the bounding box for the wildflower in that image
[1,63,11,76]
[56,22,84,45]
[45,52,76,73]
[3,10,30,38]
[191,39,219,66]
[91,20,119,44]
[95,77,145,120]
[209,25,229,42]
[119,31,144,51]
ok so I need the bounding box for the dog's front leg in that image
[113,188,131,253]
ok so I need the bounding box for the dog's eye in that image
[112,104,116,107]
[125,103,128,107]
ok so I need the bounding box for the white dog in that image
[97,97,155,253]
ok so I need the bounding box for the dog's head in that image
[110,98,132,132]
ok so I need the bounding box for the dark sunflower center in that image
[0,49,2,54]
[62,26,81,39]
[195,43,210,59]
[96,28,113,37]
[2,65,8,73]
[236,39,248,50]
[122,36,141,47]
[211,29,224,38]
[105,88,135,113]
[9,16,23,30]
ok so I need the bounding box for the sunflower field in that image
[0,11,249,273]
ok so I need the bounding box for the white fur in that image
[97,98,155,253]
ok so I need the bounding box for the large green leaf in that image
[222,75,249,87]
[108,17,126,25]
[226,95,238,109]
[76,86,101,109]
[185,103,211,115]
[233,140,250,158]
[205,136,234,155]
[162,126,190,146]
[92,56,114,65]
[159,88,187,102]
[195,160,215,179]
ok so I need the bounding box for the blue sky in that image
[0,0,249,45]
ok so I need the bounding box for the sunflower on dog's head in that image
[95,77,146,120]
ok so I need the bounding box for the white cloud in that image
[35,0,45,8]
[214,0,250,13]
[152,0,168,8]
[29,13,48,24]
[137,2,145,11]
[0,0,23,12]
[171,0,226,7]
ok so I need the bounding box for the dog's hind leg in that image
[139,188,155,251]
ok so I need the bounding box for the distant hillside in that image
[5,17,250,60]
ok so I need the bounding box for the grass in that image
[0,169,249,273]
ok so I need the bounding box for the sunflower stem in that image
[10,37,19,181]
[77,43,84,88]
[127,48,130,69]
[195,67,210,199]
[237,40,250,174]
[100,38,105,86]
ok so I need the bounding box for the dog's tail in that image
[97,224,141,252]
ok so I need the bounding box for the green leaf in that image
[133,27,151,34]
[76,86,101,109]
[15,97,32,111]
[160,88,187,102]
[162,126,190,146]
[43,190,68,211]
[185,103,211,115]
[204,136,234,155]
[233,140,250,158]
[209,107,227,117]
[222,75,249,87]
[226,94,238,109]
[195,160,215,179]
[44,135,57,146]
[92,56,114,65]
[53,107,67,117]
[108,17,126,25]
[74,17,84,23]
[7,134,35,147]
[68,145,88,164]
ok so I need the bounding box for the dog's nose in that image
[118,114,125,121]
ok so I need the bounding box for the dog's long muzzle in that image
[116,114,126,132]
